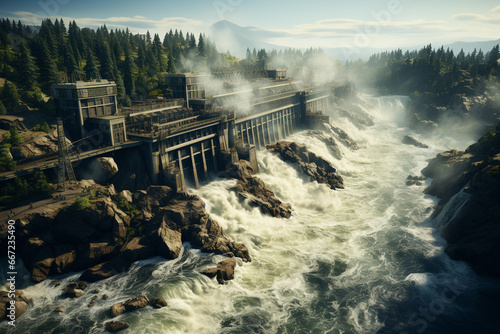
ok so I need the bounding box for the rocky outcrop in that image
[222,160,292,218]
[267,141,344,190]
[408,87,498,134]
[306,130,342,160]
[11,184,250,284]
[201,257,237,284]
[0,290,32,322]
[0,117,28,131]
[406,175,427,186]
[16,196,129,283]
[337,105,374,129]
[402,135,428,148]
[10,129,70,160]
[422,149,478,201]
[423,122,500,278]
[322,123,359,150]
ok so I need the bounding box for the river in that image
[2,94,499,333]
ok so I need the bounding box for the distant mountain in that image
[442,39,500,55]
[209,20,284,58]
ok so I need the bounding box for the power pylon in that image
[56,118,76,191]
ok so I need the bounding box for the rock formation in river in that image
[3,185,250,283]
[422,122,500,278]
[306,130,343,160]
[267,141,344,190]
[402,135,429,148]
[222,160,292,218]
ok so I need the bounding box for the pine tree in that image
[2,82,20,113]
[63,43,79,80]
[197,33,207,58]
[39,40,60,86]
[84,50,100,80]
[0,100,6,115]
[99,44,115,80]
[19,43,37,89]
[167,48,176,74]
[189,34,196,49]
[246,48,251,61]
[124,50,137,95]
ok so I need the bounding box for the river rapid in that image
[2,94,499,334]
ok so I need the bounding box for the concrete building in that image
[266,68,287,80]
[164,73,206,104]
[51,80,125,147]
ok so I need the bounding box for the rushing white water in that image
[2,94,500,334]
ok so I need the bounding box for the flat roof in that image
[52,80,116,89]
[87,115,124,121]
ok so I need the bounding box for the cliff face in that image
[422,122,500,278]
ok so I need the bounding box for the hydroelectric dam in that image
[0,67,353,192]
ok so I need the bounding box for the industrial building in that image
[45,69,351,191]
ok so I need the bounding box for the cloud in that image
[251,18,451,39]
[6,11,206,34]
[454,13,500,24]
[491,5,500,12]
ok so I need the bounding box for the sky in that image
[1,0,499,52]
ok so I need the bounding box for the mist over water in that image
[2,94,499,334]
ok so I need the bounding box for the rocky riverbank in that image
[1,184,250,285]
[422,122,500,278]
[408,86,499,134]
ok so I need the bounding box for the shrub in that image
[31,121,51,133]
[73,196,91,210]
[0,143,15,172]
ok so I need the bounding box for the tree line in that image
[0,17,225,110]
[347,43,500,96]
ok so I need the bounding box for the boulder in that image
[110,303,125,317]
[63,281,88,298]
[0,290,32,320]
[402,135,429,148]
[123,295,149,312]
[110,295,149,317]
[105,321,130,332]
[88,295,99,307]
[118,190,133,203]
[54,306,65,313]
[150,298,168,309]
[201,258,237,284]
[153,226,182,259]
[77,157,119,184]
